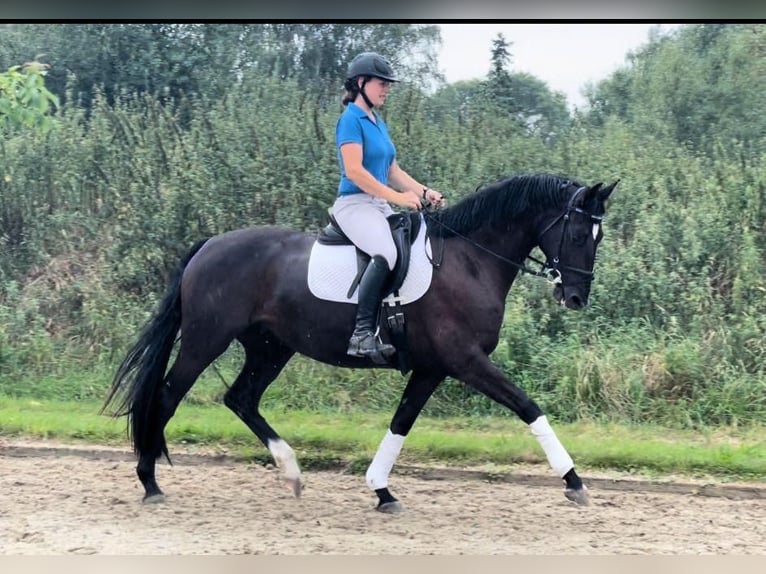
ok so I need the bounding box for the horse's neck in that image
[463,227,537,293]
[471,226,536,260]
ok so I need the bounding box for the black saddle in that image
[317,211,423,299]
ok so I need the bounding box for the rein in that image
[422,210,556,281]
[422,186,601,284]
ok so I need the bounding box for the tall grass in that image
[3,319,766,429]
[3,396,766,480]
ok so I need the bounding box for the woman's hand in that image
[424,188,445,208]
[394,190,423,210]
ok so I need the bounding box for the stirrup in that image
[347,331,395,360]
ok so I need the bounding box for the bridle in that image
[532,185,604,283]
[423,185,603,284]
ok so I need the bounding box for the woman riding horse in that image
[331,52,444,359]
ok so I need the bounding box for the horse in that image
[101,173,618,513]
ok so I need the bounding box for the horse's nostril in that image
[567,295,584,309]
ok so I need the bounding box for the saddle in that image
[317,211,423,299]
[317,210,423,375]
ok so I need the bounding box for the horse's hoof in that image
[286,478,303,498]
[565,487,590,506]
[142,493,166,504]
[376,500,404,514]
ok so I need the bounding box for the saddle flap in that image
[384,213,420,297]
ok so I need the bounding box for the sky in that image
[437,23,682,110]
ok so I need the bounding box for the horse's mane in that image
[427,173,578,238]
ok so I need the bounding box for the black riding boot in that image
[347,255,396,360]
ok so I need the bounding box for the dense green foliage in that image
[1,23,766,429]
[0,60,58,133]
[0,23,441,109]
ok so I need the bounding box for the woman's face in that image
[358,77,392,107]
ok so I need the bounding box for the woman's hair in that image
[341,78,359,107]
[341,77,361,106]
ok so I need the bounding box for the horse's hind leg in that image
[367,370,444,513]
[223,332,299,495]
[138,341,231,503]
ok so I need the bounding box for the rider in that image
[333,51,444,359]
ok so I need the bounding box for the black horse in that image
[102,173,618,512]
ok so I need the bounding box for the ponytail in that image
[341,77,360,106]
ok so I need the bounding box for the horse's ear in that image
[598,179,620,202]
[580,183,603,206]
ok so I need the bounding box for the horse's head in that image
[536,179,618,310]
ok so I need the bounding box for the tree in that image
[0,23,443,111]
[426,79,486,124]
[486,33,513,107]
[456,33,572,141]
[506,72,571,140]
[584,24,766,155]
[0,60,59,133]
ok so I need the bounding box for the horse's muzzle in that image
[553,284,588,310]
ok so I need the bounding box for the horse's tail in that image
[100,238,209,461]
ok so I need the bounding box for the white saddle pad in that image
[307,219,434,304]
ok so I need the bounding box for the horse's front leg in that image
[366,370,444,513]
[451,350,589,505]
[530,415,589,505]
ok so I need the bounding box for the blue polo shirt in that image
[336,102,396,196]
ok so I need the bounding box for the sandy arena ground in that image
[2,438,766,555]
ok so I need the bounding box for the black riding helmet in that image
[346,52,399,82]
[346,52,398,109]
